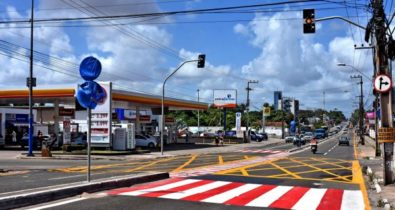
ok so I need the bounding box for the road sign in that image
[374,74,392,93]
[263,107,271,117]
[378,128,395,143]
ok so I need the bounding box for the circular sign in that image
[79,56,102,81]
[374,74,392,93]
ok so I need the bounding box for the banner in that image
[366,112,375,119]
[213,89,237,108]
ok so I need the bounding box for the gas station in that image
[0,83,208,150]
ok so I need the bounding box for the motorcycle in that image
[310,139,318,154]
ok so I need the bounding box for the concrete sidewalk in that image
[357,135,395,210]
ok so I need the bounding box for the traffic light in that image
[197,54,205,68]
[303,9,315,34]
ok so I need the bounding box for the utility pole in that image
[351,75,364,145]
[246,80,258,137]
[371,0,393,185]
[27,0,35,157]
[281,97,285,139]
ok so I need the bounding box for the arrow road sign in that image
[374,74,392,93]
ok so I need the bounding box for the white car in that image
[135,134,157,148]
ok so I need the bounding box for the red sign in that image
[165,117,175,123]
[59,107,75,117]
[139,115,151,123]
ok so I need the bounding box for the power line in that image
[0,0,337,24]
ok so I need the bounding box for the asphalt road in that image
[21,131,366,210]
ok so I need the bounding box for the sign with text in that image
[213,89,237,108]
[59,107,75,117]
[139,115,151,123]
[378,127,395,143]
[90,82,112,144]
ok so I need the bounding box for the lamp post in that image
[246,80,258,138]
[161,55,205,155]
[337,63,371,81]
[197,89,200,137]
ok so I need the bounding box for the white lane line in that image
[324,144,338,156]
[25,197,87,210]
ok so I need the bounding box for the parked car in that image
[250,131,264,142]
[259,132,268,140]
[338,136,350,146]
[285,136,294,143]
[135,134,157,148]
[20,134,49,150]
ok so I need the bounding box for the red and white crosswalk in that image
[108,178,364,210]
[235,149,284,154]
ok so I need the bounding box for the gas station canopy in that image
[0,87,208,110]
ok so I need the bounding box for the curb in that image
[0,172,169,210]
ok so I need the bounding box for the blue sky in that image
[0,0,387,117]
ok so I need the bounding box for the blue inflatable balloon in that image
[79,56,102,81]
[76,81,106,109]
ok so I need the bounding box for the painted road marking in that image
[236,149,283,154]
[25,197,87,210]
[324,143,338,156]
[171,152,288,177]
[108,178,365,210]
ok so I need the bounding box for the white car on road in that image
[135,134,157,148]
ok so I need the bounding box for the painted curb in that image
[0,172,169,210]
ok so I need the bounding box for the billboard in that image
[213,89,237,108]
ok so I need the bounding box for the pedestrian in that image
[12,130,17,143]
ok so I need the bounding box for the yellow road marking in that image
[218,155,224,164]
[240,168,249,176]
[311,158,351,170]
[244,155,249,159]
[50,161,148,173]
[270,162,302,179]
[122,157,177,173]
[218,173,355,184]
[172,154,198,172]
[289,158,350,182]
[352,160,371,210]
[215,157,282,175]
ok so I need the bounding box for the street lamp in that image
[337,63,371,81]
[246,80,258,138]
[160,55,205,155]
